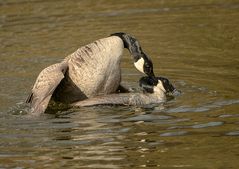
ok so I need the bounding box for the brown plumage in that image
[26,36,124,115]
[26,62,68,115]
[71,93,164,107]
[26,33,156,116]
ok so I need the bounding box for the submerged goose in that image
[26,32,155,115]
[72,76,179,107]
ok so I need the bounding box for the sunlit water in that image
[1,0,239,168]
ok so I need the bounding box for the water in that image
[1,0,239,168]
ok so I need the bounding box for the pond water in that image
[1,0,239,168]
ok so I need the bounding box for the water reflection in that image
[160,131,188,137]
[50,110,126,168]
[166,99,239,113]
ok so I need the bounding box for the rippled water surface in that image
[1,0,239,168]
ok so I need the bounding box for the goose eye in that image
[144,65,153,76]
[145,65,150,71]
[130,38,136,43]
[144,63,150,70]
[148,78,154,85]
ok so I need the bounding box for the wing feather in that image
[26,62,67,115]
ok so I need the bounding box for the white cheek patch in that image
[134,57,145,74]
[154,81,166,93]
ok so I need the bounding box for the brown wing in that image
[26,62,68,115]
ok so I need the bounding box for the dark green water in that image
[1,0,239,168]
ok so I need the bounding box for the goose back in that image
[53,36,124,103]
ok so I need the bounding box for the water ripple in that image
[160,131,188,137]
[166,99,239,113]
[226,131,239,136]
[125,114,172,122]
[191,121,224,129]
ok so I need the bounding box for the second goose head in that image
[111,32,155,78]
[139,76,180,97]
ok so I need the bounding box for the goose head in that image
[139,76,180,97]
[111,32,155,78]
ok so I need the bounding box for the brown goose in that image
[72,76,180,107]
[26,32,155,115]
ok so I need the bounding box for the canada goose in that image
[72,76,180,107]
[26,32,155,115]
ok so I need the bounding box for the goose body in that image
[53,36,124,103]
[72,76,178,107]
[26,33,155,115]
[72,92,165,107]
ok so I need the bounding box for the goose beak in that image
[172,89,181,96]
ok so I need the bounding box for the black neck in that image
[110,32,144,62]
[110,32,155,77]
